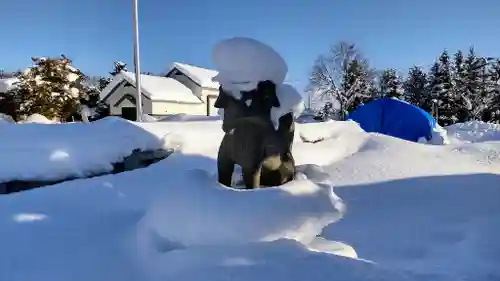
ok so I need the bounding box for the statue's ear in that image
[214,87,229,108]
[258,80,280,108]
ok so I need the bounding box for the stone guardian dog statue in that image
[215,81,296,189]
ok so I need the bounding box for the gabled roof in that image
[100,72,202,104]
[170,62,219,89]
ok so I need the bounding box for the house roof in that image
[101,72,202,104]
[171,62,219,89]
[0,72,15,79]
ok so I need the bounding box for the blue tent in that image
[347,98,436,142]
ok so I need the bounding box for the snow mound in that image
[307,236,358,258]
[297,119,364,143]
[1,116,500,281]
[212,37,288,93]
[418,124,450,145]
[0,113,15,124]
[137,165,344,249]
[19,113,58,124]
[141,114,157,122]
[0,117,168,183]
[158,113,220,122]
[315,126,500,280]
[139,239,421,281]
[322,133,500,186]
[324,173,500,280]
[446,121,500,143]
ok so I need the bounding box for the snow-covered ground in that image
[446,121,500,143]
[0,117,499,281]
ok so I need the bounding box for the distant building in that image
[0,70,15,79]
[100,62,220,120]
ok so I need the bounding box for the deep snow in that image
[446,120,500,143]
[0,117,499,281]
[212,37,288,93]
[0,117,171,183]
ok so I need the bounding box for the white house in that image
[100,62,220,120]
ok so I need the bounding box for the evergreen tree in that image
[486,59,500,122]
[8,55,91,121]
[451,50,470,122]
[428,61,442,99]
[97,76,110,91]
[477,57,492,121]
[110,61,127,75]
[452,50,467,97]
[438,50,453,95]
[98,61,128,91]
[404,66,430,110]
[427,61,444,123]
[341,59,376,114]
[379,68,404,100]
[0,93,18,120]
[463,47,487,120]
[428,50,458,126]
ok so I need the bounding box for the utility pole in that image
[132,0,143,122]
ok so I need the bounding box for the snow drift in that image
[137,165,344,247]
[446,120,500,143]
[0,117,169,183]
[0,117,499,281]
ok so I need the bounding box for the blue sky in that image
[2,0,499,91]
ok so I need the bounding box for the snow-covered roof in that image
[170,62,219,89]
[0,78,18,93]
[101,72,202,104]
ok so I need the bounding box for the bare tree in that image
[308,41,375,119]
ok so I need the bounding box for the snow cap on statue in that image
[211,37,288,93]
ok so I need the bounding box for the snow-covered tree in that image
[341,59,376,113]
[110,61,128,76]
[97,61,128,91]
[428,61,446,124]
[8,55,91,121]
[309,41,376,119]
[462,47,490,121]
[317,101,341,120]
[449,50,471,122]
[73,60,127,122]
[452,50,467,99]
[485,59,500,122]
[0,93,18,120]
[438,50,453,95]
[379,68,404,100]
[404,66,430,110]
[427,50,461,126]
[428,61,441,100]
